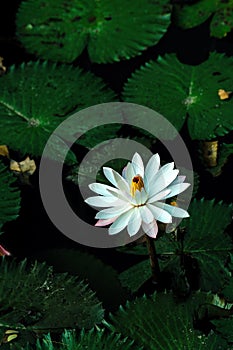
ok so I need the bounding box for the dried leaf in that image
[10,156,36,175]
[0,145,9,158]
[0,57,6,76]
[218,89,232,100]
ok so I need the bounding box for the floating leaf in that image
[33,248,128,311]
[163,199,232,291]
[210,1,233,38]
[211,317,233,343]
[107,292,226,349]
[16,0,171,63]
[123,53,233,140]
[0,61,115,159]
[173,0,233,39]
[0,161,21,231]
[119,199,233,293]
[13,329,141,350]
[172,0,217,30]
[166,199,232,291]
[119,259,151,293]
[0,259,104,330]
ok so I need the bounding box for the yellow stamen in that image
[130,175,144,197]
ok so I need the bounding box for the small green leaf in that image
[210,2,233,38]
[119,259,151,293]
[172,0,216,29]
[0,161,21,231]
[123,53,233,140]
[211,317,233,343]
[16,0,171,63]
[173,0,233,39]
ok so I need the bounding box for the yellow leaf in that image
[0,57,6,76]
[4,330,19,335]
[0,145,9,158]
[218,89,232,100]
[10,156,36,175]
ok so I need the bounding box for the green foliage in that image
[16,0,171,63]
[106,292,227,349]
[0,61,115,159]
[32,248,129,310]
[172,0,216,30]
[12,329,140,350]
[0,161,21,231]
[173,0,233,38]
[118,199,233,293]
[0,258,104,330]
[123,52,233,140]
[211,317,233,343]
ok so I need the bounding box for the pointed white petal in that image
[147,189,171,204]
[102,167,118,187]
[89,183,116,196]
[145,153,160,181]
[134,189,143,205]
[96,204,132,219]
[108,209,134,235]
[134,189,148,206]
[142,220,158,238]
[163,183,190,199]
[170,175,186,185]
[122,166,127,179]
[124,162,135,185]
[106,188,131,202]
[85,196,125,207]
[149,169,179,198]
[127,208,142,236]
[146,162,174,194]
[131,153,144,177]
[139,205,154,224]
[95,217,117,226]
[155,202,190,218]
[147,203,172,223]
[103,167,130,193]
[140,188,148,203]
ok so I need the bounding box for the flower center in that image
[130,175,144,197]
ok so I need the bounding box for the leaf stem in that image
[145,235,160,284]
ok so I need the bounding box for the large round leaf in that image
[0,61,115,158]
[107,292,227,349]
[16,0,171,63]
[123,53,233,140]
[0,258,104,330]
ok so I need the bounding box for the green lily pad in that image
[0,61,115,160]
[16,0,171,63]
[123,53,233,140]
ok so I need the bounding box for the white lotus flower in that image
[85,153,190,238]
